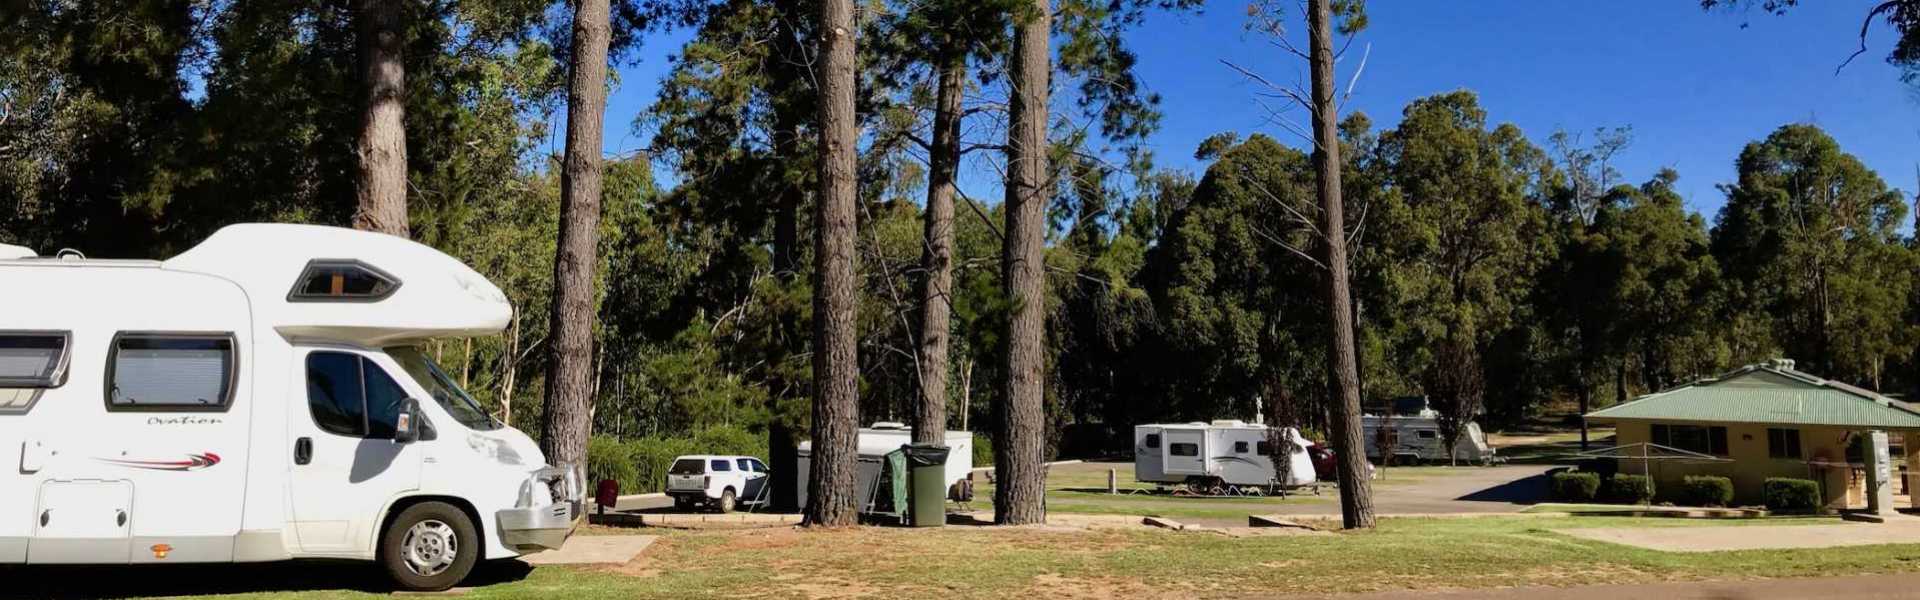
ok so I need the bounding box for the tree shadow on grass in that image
[0,557,534,599]
[1454,471,1551,505]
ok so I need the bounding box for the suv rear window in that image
[669,459,705,475]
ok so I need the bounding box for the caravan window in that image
[0,332,69,388]
[1416,430,1437,440]
[1169,443,1199,457]
[106,333,235,411]
[1256,441,1274,456]
[1144,434,1161,449]
[288,259,400,302]
[1234,441,1250,454]
[305,351,409,439]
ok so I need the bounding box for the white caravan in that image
[1134,421,1316,491]
[0,224,580,591]
[797,422,975,494]
[1362,411,1496,464]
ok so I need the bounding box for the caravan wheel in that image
[380,501,480,592]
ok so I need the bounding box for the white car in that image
[665,455,768,513]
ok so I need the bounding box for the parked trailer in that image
[796,422,974,509]
[1133,421,1316,493]
[0,224,580,591]
[1361,413,1496,464]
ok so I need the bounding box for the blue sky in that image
[584,1,1917,221]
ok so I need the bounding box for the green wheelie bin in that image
[903,444,951,527]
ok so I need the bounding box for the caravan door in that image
[1161,428,1206,475]
[288,347,423,554]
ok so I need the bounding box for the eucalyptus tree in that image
[353,0,410,236]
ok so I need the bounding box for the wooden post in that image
[1108,468,1118,494]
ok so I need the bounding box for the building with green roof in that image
[1585,359,1920,508]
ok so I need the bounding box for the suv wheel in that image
[380,501,479,592]
[717,488,737,514]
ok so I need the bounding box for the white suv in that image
[665,455,769,513]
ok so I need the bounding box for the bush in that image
[587,436,640,495]
[973,433,994,467]
[1675,475,1733,507]
[1550,471,1601,502]
[1600,473,1654,504]
[1764,477,1821,512]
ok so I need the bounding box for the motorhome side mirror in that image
[393,398,423,444]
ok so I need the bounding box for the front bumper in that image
[497,463,583,553]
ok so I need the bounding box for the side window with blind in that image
[106,333,235,412]
[0,331,70,413]
[305,351,409,439]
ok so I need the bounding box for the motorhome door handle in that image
[39,510,48,527]
[116,510,126,527]
[294,437,312,465]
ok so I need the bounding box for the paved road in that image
[1289,573,1920,599]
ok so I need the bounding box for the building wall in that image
[1611,420,1861,507]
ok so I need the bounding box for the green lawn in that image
[989,461,1470,522]
[25,515,1920,599]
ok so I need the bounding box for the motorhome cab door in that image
[1162,428,1206,475]
[288,347,424,554]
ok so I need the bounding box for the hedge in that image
[1764,477,1821,512]
[1550,471,1600,502]
[1675,475,1733,507]
[1600,473,1654,504]
[973,433,994,467]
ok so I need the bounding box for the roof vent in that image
[1768,358,1796,371]
[869,421,908,430]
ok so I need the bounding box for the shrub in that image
[1764,477,1821,512]
[1550,471,1601,502]
[587,436,640,495]
[1600,473,1654,504]
[973,433,994,467]
[1675,475,1734,507]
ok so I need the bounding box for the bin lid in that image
[902,443,951,466]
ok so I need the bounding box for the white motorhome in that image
[0,224,580,591]
[1362,403,1496,464]
[1134,421,1316,492]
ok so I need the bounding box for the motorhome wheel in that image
[381,501,479,592]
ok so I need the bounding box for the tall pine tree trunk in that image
[352,0,408,236]
[914,47,964,446]
[767,0,806,513]
[1308,0,1373,530]
[805,0,860,527]
[997,0,1051,526]
[540,0,611,476]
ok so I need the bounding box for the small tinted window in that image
[1170,442,1199,457]
[0,332,69,388]
[669,459,705,475]
[1417,430,1437,439]
[710,459,732,472]
[108,334,234,411]
[1234,441,1250,454]
[1256,441,1274,456]
[1144,434,1161,449]
[750,459,768,473]
[289,260,399,302]
[736,458,753,471]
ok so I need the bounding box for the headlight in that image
[517,479,553,508]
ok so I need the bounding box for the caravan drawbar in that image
[0,224,581,591]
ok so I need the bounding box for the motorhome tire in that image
[718,488,736,514]
[380,501,479,592]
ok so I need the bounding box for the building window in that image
[305,351,408,438]
[1234,441,1250,454]
[1651,423,1728,456]
[1169,442,1199,457]
[1767,428,1802,459]
[288,259,400,302]
[107,333,236,411]
[1144,434,1161,449]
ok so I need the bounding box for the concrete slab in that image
[590,511,801,529]
[1557,522,1920,552]
[518,535,657,565]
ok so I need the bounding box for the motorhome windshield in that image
[387,346,501,431]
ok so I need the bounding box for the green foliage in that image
[1673,475,1734,507]
[1550,471,1601,502]
[973,433,995,467]
[1764,477,1822,512]
[589,426,769,495]
[1599,473,1655,504]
